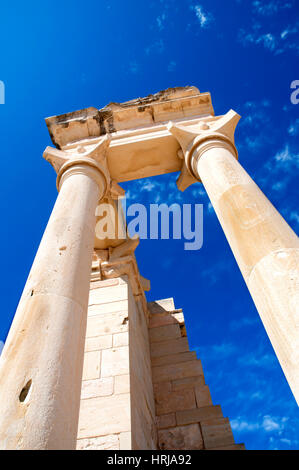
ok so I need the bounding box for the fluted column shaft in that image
[0,159,106,449]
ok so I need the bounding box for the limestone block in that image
[114,374,130,395]
[101,347,129,377]
[119,431,132,450]
[82,351,101,380]
[81,377,114,399]
[77,393,131,438]
[152,360,203,384]
[88,284,128,307]
[77,434,119,450]
[154,381,172,398]
[172,375,205,391]
[155,389,196,416]
[150,337,189,358]
[151,351,197,367]
[156,413,176,429]
[85,334,112,352]
[88,300,129,317]
[89,279,119,290]
[149,312,184,329]
[176,405,223,426]
[200,417,235,449]
[148,298,175,314]
[86,311,128,338]
[149,324,181,343]
[113,332,129,348]
[158,424,204,450]
[195,385,213,407]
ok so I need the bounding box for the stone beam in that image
[45,87,215,183]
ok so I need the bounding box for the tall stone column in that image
[168,112,299,405]
[0,137,111,449]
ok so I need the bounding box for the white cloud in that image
[288,118,299,136]
[156,13,166,31]
[252,1,293,16]
[167,60,177,72]
[231,414,288,433]
[193,5,214,28]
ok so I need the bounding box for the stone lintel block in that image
[172,375,205,391]
[151,351,197,367]
[152,360,204,384]
[101,347,130,378]
[114,374,130,395]
[149,312,184,329]
[85,334,113,352]
[200,417,235,449]
[150,337,189,358]
[195,385,213,407]
[82,350,101,380]
[176,405,223,426]
[81,377,114,399]
[158,424,204,450]
[156,389,196,416]
[76,434,119,450]
[149,324,181,343]
[156,413,176,429]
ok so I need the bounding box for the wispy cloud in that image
[192,5,214,28]
[231,414,288,433]
[252,1,293,16]
[288,118,299,136]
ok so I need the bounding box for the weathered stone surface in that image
[156,413,176,429]
[78,393,131,438]
[150,337,189,358]
[114,374,130,395]
[119,431,131,450]
[89,284,128,306]
[158,424,204,450]
[176,405,223,426]
[86,311,128,337]
[149,324,181,343]
[101,347,129,377]
[152,360,203,383]
[85,334,112,352]
[113,332,129,348]
[77,434,119,450]
[195,385,213,407]
[153,381,172,398]
[149,312,184,329]
[81,377,114,399]
[88,301,129,317]
[155,389,196,416]
[89,279,119,290]
[148,298,175,314]
[210,443,245,450]
[151,351,197,367]
[201,417,235,449]
[172,375,205,391]
[82,351,101,380]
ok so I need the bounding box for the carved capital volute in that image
[167,110,241,191]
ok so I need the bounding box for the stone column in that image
[0,137,111,449]
[168,112,299,405]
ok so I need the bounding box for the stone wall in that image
[76,275,156,450]
[148,298,245,450]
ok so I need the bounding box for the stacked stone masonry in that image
[77,280,244,450]
[148,298,245,450]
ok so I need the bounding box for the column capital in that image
[43,135,124,199]
[167,109,241,191]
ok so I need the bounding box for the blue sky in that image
[0,0,298,450]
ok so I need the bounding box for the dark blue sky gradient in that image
[0,0,298,450]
